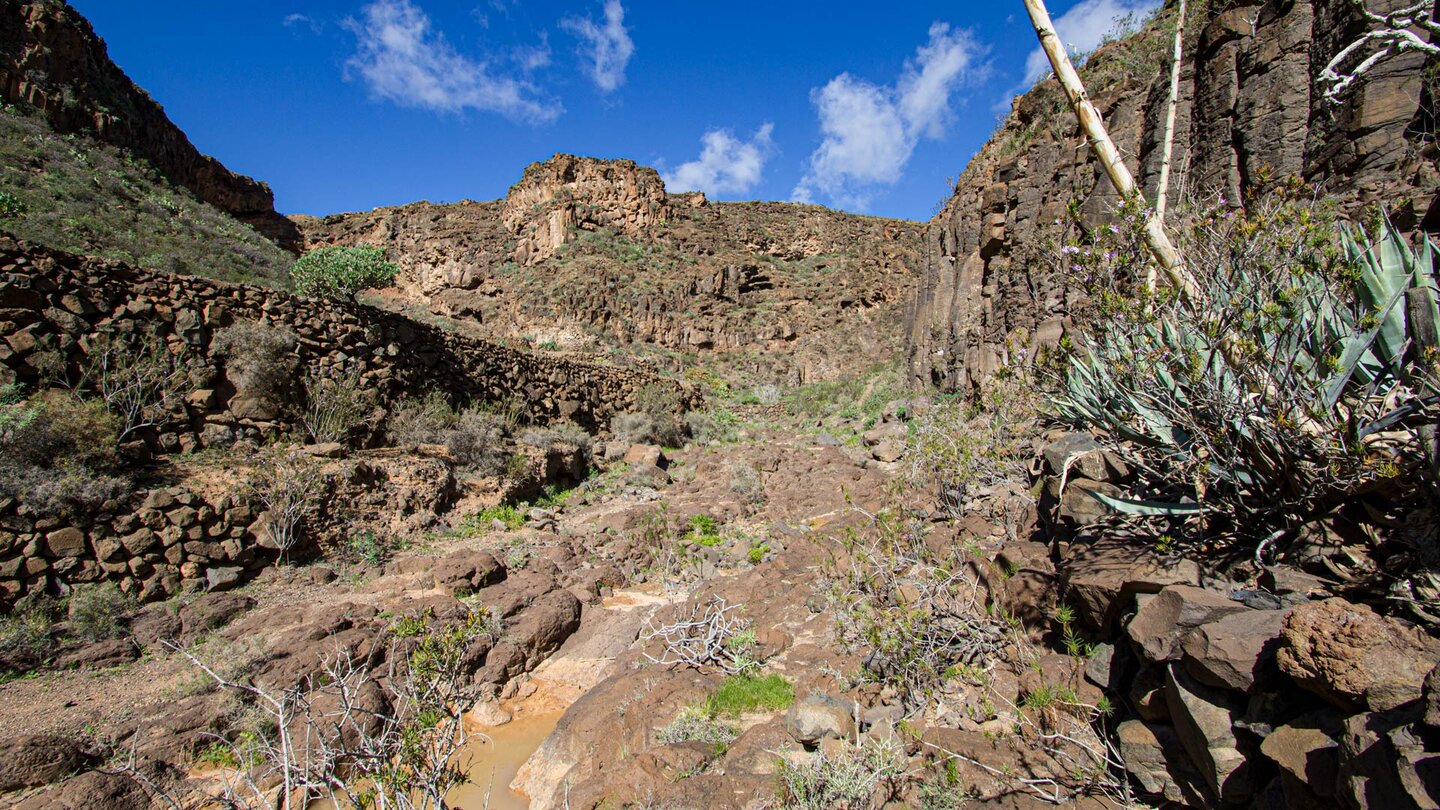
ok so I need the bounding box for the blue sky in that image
[69,0,1159,222]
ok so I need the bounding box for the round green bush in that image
[289,245,397,301]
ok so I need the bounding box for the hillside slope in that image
[0,104,293,286]
[907,0,1440,393]
[0,0,298,249]
[297,155,924,385]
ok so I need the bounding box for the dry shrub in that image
[0,388,129,516]
[212,321,299,406]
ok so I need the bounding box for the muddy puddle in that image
[448,710,564,809]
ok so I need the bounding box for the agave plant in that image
[1048,198,1438,550]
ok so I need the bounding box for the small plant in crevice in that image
[774,732,909,810]
[243,447,326,564]
[827,507,1012,712]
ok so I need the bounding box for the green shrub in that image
[290,245,398,302]
[0,190,26,219]
[300,365,368,444]
[656,703,737,748]
[775,733,907,809]
[609,411,655,446]
[1048,195,1439,555]
[447,410,509,476]
[903,374,1035,516]
[66,583,132,642]
[388,391,459,446]
[634,382,689,446]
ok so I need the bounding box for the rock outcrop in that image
[502,154,672,266]
[906,0,1440,393]
[0,0,299,249]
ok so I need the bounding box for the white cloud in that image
[283,12,320,32]
[793,22,977,210]
[1010,0,1161,97]
[515,33,552,73]
[562,0,634,93]
[343,0,560,123]
[664,123,776,196]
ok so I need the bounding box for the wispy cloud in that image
[343,0,561,124]
[793,22,978,210]
[1001,0,1161,106]
[283,12,320,32]
[664,124,776,197]
[561,0,634,93]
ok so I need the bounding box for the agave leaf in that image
[1087,489,1205,516]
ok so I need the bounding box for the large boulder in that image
[1181,607,1289,692]
[1278,598,1440,712]
[11,769,150,810]
[1336,703,1438,810]
[1116,719,1211,806]
[1126,585,1249,663]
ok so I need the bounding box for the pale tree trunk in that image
[1156,0,1187,222]
[1021,0,1201,302]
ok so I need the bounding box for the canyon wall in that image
[0,0,300,249]
[907,0,1440,392]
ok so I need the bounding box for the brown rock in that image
[1165,664,1253,804]
[1278,598,1440,712]
[1181,607,1289,692]
[0,735,90,790]
[1063,536,1201,630]
[178,592,255,643]
[1260,710,1342,803]
[43,527,86,558]
[785,694,855,747]
[428,550,505,597]
[11,769,150,810]
[622,443,666,469]
[53,638,138,669]
[1127,585,1249,663]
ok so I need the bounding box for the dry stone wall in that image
[0,235,694,602]
[906,0,1440,393]
[0,235,696,436]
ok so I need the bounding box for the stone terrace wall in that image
[0,236,697,439]
[0,236,694,603]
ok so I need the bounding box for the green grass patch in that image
[452,504,525,536]
[704,673,794,717]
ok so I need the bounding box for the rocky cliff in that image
[0,0,299,249]
[907,0,1440,393]
[297,155,923,384]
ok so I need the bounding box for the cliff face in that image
[0,0,299,249]
[906,0,1440,393]
[297,156,923,384]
